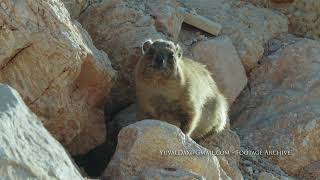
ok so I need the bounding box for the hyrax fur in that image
[135,39,228,139]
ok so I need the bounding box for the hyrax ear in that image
[176,44,182,58]
[142,40,153,54]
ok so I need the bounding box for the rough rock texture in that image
[145,0,185,40]
[0,84,83,180]
[103,120,228,180]
[199,130,242,180]
[139,167,205,180]
[247,0,320,40]
[298,161,320,180]
[79,0,163,112]
[239,146,293,180]
[184,0,288,71]
[0,0,115,155]
[191,36,248,104]
[258,172,280,180]
[231,39,320,175]
[62,0,88,18]
[107,105,242,179]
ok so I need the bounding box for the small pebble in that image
[245,166,253,175]
[244,160,253,166]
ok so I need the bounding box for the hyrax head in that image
[140,39,183,77]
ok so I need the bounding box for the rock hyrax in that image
[135,39,228,139]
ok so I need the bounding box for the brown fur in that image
[135,39,228,139]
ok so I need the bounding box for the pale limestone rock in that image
[0,0,115,155]
[231,39,320,175]
[0,84,83,180]
[199,130,243,180]
[258,172,280,180]
[191,36,247,104]
[184,0,288,71]
[62,0,88,18]
[248,0,320,40]
[102,120,228,180]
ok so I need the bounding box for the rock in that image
[298,161,320,180]
[243,160,253,167]
[79,0,185,113]
[0,84,83,179]
[231,39,320,175]
[184,0,288,71]
[0,0,115,155]
[248,0,320,40]
[102,120,228,180]
[145,0,185,40]
[139,167,205,180]
[62,0,88,18]
[107,104,138,143]
[191,36,248,104]
[245,167,253,175]
[199,129,243,180]
[258,172,280,180]
[107,105,242,179]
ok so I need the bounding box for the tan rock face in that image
[231,39,320,175]
[0,0,115,155]
[79,0,185,112]
[184,0,288,71]
[103,120,228,180]
[0,84,83,179]
[62,0,88,18]
[298,161,320,180]
[258,172,280,180]
[248,0,320,40]
[199,130,242,180]
[191,36,248,104]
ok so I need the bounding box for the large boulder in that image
[79,0,185,112]
[0,84,83,179]
[248,0,320,40]
[184,0,288,71]
[102,120,229,180]
[0,0,115,155]
[191,36,248,104]
[231,39,320,175]
[107,104,242,179]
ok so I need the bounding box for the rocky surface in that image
[258,172,280,180]
[103,120,228,180]
[2,0,320,179]
[199,130,242,180]
[139,167,205,180]
[184,0,288,71]
[239,147,293,180]
[62,0,88,18]
[0,84,83,179]
[231,39,320,175]
[191,36,248,104]
[247,0,320,40]
[0,0,115,155]
[79,0,167,113]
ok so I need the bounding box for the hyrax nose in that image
[155,56,166,68]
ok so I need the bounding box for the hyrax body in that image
[135,39,228,139]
